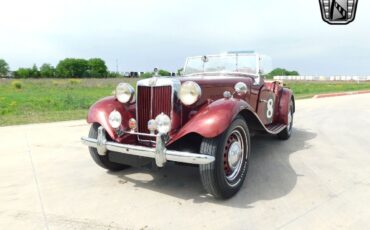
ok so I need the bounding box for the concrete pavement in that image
[1,94,370,230]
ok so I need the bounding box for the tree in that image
[158,69,171,76]
[30,64,40,78]
[266,68,300,79]
[56,58,89,78]
[13,65,39,78]
[141,72,153,78]
[40,63,55,78]
[14,68,32,78]
[87,58,108,78]
[0,59,9,77]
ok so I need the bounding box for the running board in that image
[264,123,286,134]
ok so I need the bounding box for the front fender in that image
[169,98,253,144]
[87,96,135,139]
[278,88,294,125]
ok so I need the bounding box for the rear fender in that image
[169,98,253,144]
[277,88,294,124]
[87,96,135,139]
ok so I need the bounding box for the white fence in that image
[273,75,370,81]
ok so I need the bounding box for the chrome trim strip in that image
[123,131,156,137]
[137,77,179,87]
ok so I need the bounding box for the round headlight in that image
[155,113,171,134]
[178,81,201,106]
[116,83,134,103]
[108,110,122,129]
[234,82,248,95]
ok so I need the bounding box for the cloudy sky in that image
[0,0,369,75]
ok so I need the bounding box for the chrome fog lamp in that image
[178,81,201,106]
[116,83,135,103]
[108,110,122,129]
[155,113,171,134]
[234,82,248,95]
[147,119,157,134]
[128,118,137,131]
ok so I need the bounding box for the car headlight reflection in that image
[108,110,122,129]
[115,83,135,103]
[178,81,202,106]
[155,113,171,134]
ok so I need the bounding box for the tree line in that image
[0,58,176,78]
[265,68,299,79]
[1,58,299,79]
[0,58,116,78]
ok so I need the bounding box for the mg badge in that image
[319,0,359,25]
[149,77,157,87]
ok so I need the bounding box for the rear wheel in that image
[199,116,250,199]
[88,123,130,171]
[278,100,294,140]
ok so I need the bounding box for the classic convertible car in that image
[81,51,295,199]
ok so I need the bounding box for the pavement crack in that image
[25,131,50,230]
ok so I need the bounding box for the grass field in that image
[283,81,370,99]
[0,78,137,126]
[1,78,370,126]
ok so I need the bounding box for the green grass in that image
[284,81,370,99]
[0,78,138,126]
[1,78,370,126]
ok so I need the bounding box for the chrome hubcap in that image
[228,142,242,170]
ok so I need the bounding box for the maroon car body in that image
[88,76,293,142]
[82,52,295,199]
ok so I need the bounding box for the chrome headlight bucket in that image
[108,110,122,129]
[178,81,201,106]
[116,83,135,103]
[234,82,248,96]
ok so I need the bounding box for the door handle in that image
[259,99,268,103]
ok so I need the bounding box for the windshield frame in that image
[182,53,260,77]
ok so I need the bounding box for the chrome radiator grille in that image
[137,85,172,136]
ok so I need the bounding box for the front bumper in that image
[81,127,215,167]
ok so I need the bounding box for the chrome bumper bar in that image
[81,127,214,167]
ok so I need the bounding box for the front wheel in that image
[88,123,130,171]
[278,100,294,140]
[199,116,250,199]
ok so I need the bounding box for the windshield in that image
[183,53,258,75]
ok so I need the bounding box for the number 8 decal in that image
[266,99,274,118]
[266,95,274,122]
